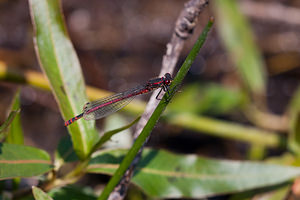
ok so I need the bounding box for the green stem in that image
[98,19,214,200]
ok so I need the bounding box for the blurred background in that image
[0,0,300,165]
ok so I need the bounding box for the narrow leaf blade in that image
[6,89,24,144]
[94,116,140,150]
[0,111,19,135]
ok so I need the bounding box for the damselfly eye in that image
[165,73,172,80]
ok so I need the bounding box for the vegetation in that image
[0,0,299,199]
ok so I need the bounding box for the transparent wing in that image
[82,86,144,120]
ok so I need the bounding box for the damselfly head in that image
[164,73,173,85]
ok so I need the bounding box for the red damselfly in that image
[64,73,173,126]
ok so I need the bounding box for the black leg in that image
[156,84,176,101]
[156,88,163,100]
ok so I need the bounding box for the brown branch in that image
[108,0,209,199]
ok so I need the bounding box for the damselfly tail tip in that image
[64,121,70,127]
[64,113,84,127]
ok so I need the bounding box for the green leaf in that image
[169,83,246,115]
[48,185,97,200]
[6,89,24,145]
[213,0,266,95]
[0,143,53,180]
[29,0,99,159]
[88,148,300,199]
[288,87,300,155]
[32,186,53,200]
